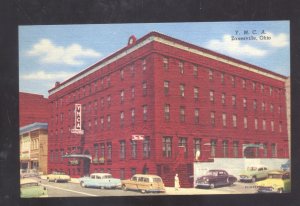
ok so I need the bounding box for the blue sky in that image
[19,21,290,97]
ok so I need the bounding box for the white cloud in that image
[206,35,268,57]
[27,39,101,65]
[21,70,76,81]
[261,32,289,48]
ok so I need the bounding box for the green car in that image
[20,178,48,198]
[256,171,291,193]
[239,165,269,182]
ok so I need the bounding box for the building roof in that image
[20,122,48,135]
[49,31,287,96]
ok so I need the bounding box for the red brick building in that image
[47,32,288,187]
[19,92,49,127]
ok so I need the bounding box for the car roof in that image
[20,178,38,185]
[268,170,289,175]
[90,173,112,176]
[132,174,162,178]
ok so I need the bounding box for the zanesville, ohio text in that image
[231,35,271,41]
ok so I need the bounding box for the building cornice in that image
[20,122,48,135]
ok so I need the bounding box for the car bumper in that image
[257,187,279,193]
[146,189,166,193]
[195,183,211,188]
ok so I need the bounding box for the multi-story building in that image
[20,122,48,174]
[47,32,288,187]
[19,92,49,127]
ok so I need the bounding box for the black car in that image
[195,169,237,189]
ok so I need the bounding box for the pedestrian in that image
[174,173,180,191]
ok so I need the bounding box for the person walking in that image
[174,173,180,191]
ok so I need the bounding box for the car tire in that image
[47,178,50,182]
[278,188,283,193]
[80,182,86,188]
[140,189,146,194]
[100,186,104,189]
[54,179,58,183]
[122,184,127,191]
[209,183,215,189]
[251,176,256,182]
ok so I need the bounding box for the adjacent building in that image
[47,32,289,187]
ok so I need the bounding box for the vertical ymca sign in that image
[71,104,84,135]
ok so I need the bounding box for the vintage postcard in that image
[19,21,290,197]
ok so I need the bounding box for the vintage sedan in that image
[239,165,269,182]
[256,171,291,193]
[121,174,165,193]
[195,169,237,189]
[79,173,121,189]
[20,178,48,198]
[46,171,71,183]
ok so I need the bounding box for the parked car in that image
[46,171,71,183]
[195,169,237,189]
[280,160,290,171]
[121,174,165,193]
[256,170,291,193]
[239,165,269,182]
[79,173,121,189]
[20,178,48,198]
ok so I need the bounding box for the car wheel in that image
[122,184,127,191]
[209,183,215,189]
[251,176,256,182]
[47,178,50,182]
[278,188,283,193]
[100,186,104,189]
[140,189,146,194]
[80,182,86,188]
[54,179,58,183]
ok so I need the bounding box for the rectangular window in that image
[222,113,227,127]
[94,100,98,110]
[252,82,256,91]
[143,105,148,121]
[163,136,172,158]
[180,84,185,97]
[101,97,104,108]
[131,140,137,159]
[194,87,199,99]
[211,111,215,127]
[179,61,184,74]
[163,57,168,71]
[179,137,188,158]
[120,168,125,180]
[94,144,99,159]
[120,69,124,80]
[271,121,274,132]
[262,119,266,130]
[279,121,282,133]
[142,59,146,71]
[255,118,258,130]
[120,111,124,127]
[231,76,236,87]
[100,143,105,159]
[107,95,111,107]
[210,90,214,102]
[107,115,111,129]
[120,90,124,103]
[243,97,247,108]
[164,81,169,95]
[233,141,239,158]
[270,86,273,96]
[211,140,217,157]
[232,114,237,128]
[164,104,170,121]
[180,106,185,122]
[223,140,228,157]
[242,79,246,89]
[120,141,126,160]
[209,69,213,80]
[253,99,257,110]
[270,104,274,113]
[194,109,199,124]
[222,93,226,105]
[142,81,147,96]
[131,108,135,124]
[232,95,236,106]
[221,73,225,84]
[262,102,265,112]
[143,137,150,158]
[131,87,135,99]
[271,143,277,157]
[263,143,268,157]
[194,139,201,159]
[107,142,112,161]
[107,75,111,87]
[244,117,248,129]
[100,117,104,130]
[261,84,264,93]
[278,106,282,114]
[193,65,198,78]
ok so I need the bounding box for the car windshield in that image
[268,174,283,179]
[53,172,66,175]
[103,175,112,179]
[21,183,39,188]
[206,171,219,176]
[247,167,257,171]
